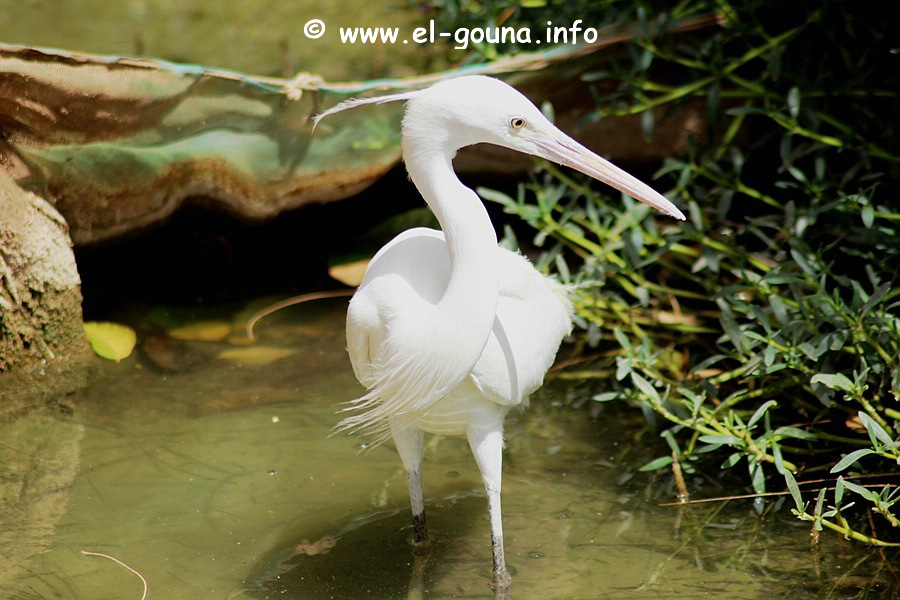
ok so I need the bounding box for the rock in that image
[0,171,93,408]
[0,44,402,246]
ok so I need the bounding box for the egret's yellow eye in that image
[510,117,526,130]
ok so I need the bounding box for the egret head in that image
[315,75,685,220]
[401,76,552,154]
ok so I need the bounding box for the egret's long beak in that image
[533,132,685,221]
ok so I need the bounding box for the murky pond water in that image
[3,299,892,599]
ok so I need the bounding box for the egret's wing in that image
[471,248,573,406]
[345,288,380,387]
[346,229,447,386]
[342,235,570,442]
[340,229,463,443]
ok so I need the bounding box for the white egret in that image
[316,75,684,590]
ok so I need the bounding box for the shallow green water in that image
[3,299,890,599]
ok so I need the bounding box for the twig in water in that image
[671,451,690,503]
[246,289,355,341]
[80,550,148,600]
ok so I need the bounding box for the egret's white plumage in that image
[319,75,684,589]
[345,226,571,433]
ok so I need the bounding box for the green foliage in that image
[473,0,900,544]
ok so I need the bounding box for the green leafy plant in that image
[470,0,899,545]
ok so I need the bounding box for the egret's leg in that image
[467,417,512,590]
[391,422,430,550]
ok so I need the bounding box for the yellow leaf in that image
[83,321,137,362]
[218,346,296,366]
[168,321,232,342]
[328,259,369,287]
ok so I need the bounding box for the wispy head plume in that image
[312,89,421,131]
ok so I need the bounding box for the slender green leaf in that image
[772,440,786,475]
[639,455,674,471]
[787,86,801,118]
[630,372,661,405]
[699,434,741,446]
[830,448,875,473]
[749,459,766,495]
[661,430,681,455]
[862,204,875,228]
[810,373,854,392]
[858,412,896,448]
[719,307,749,352]
[691,354,728,373]
[814,488,827,519]
[784,470,803,511]
[748,400,778,429]
[842,480,878,502]
[773,426,818,441]
[615,356,633,381]
[860,282,890,318]
[721,452,742,469]
[641,108,654,141]
[592,391,619,403]
[476,187,516,208]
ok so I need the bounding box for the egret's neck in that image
[404,145,499,316]
[348,124,501,430]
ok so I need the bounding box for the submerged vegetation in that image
[435,0,900,549]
